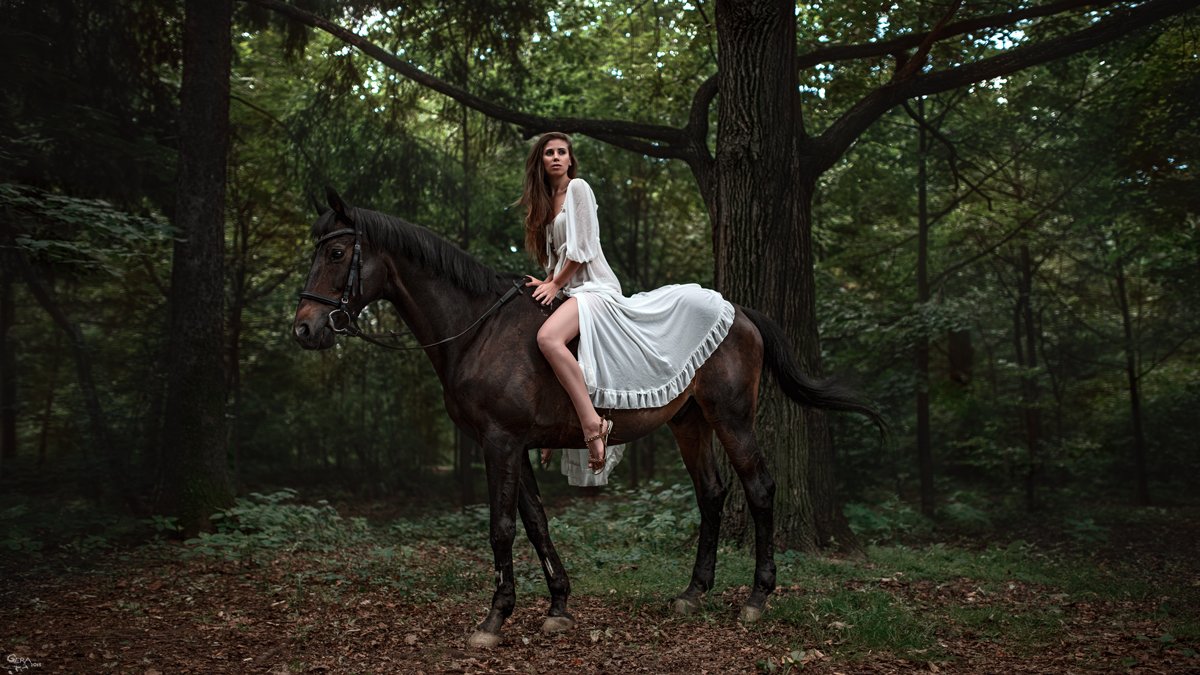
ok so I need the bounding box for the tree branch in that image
[687,75,718,155]
[902,98,991,207]
[909,0,1198,99]
[931,173,1092,289]
[242,0,694,159]
[811,0,1197,173]
[893,1,963,81]
[231,93,324,180]
[796,0,1123,71]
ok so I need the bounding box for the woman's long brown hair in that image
[519,132,578,267]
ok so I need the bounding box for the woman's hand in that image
[526,275,561,305]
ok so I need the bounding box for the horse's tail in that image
[743,306,889,440]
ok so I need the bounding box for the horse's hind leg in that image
[668,401,729,615]
[711,419,776,623]
[516,451,575,633]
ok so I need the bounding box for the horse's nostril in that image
[296,323,310,338]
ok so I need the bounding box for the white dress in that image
[545,178,735,486]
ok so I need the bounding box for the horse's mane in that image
[312,207,515,296]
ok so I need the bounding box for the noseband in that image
[298,211,522,350]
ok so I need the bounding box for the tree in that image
[0,185,173,502]
[160,0,236,535]
[245,0,1198,549]
[0,264,15,472]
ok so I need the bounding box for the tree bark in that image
[455,101,478,507]
[0,268,16,470]
[713,0,848,552]
[160,0,235,536]
[37,333,62,469]
[1014,242,1042,511]
[915,96,935,516]
[1113,251,1150,505]
[226,199,248,482]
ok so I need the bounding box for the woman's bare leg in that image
[537,297,608,466]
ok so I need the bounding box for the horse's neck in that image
[384,263,501,377]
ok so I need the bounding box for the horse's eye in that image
[330,248,345,261]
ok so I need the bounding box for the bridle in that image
[298,210,522,351]
[298,216,363,335]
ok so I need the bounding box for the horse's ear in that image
[308,192,327,216]
[325,187,348,218]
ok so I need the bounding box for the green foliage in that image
[379,480,704,599]
[819,19,1200,507]
[0,488,153,558]
[1061,516,1109,545]
[184,489,369,561]
[938,492,994,533]
[771,588,936,657]
[0,504,38,552]
[549,481,701,553]
[1,183,173,277]
[388,503,491,549]
[844,499,932,544]
[145,514,182,536]
[948,606,1065,652]
[0,0,181,206]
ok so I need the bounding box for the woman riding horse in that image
[519,132,735,484]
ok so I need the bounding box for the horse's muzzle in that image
[293,312,336,350]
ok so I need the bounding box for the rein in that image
[298,215,523,351]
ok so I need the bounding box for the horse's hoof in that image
[542,615,575,634]
[739,605,764,623]
[670,596,702,616]
[468,630,502,648]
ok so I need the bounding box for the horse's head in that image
[292,189,388,350]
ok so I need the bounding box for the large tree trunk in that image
[713,0,850,552]
[0,269,16,472]
[37,333,62,469]
[226,201,248,483]
[1113,252,1149,505]
[914,97,935,516]
[455,101,478,507]
[160,0,235,536]
[1013,242,1042,511]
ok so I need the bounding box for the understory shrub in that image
[184,489,369,561]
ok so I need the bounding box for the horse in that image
[292,190,885,648]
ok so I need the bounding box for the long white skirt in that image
[558,283,735,486]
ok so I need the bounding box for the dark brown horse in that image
[292,191,884,648]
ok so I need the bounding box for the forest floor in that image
[1,484,1198,674]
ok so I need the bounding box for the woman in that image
[521,132,734,485]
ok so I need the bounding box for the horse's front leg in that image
[516,450,575,633]
[469,438,523,648]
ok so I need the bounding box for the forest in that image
[1,0,1197,672]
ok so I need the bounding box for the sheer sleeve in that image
[563,178,602,263]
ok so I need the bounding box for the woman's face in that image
[542,139,571,181]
